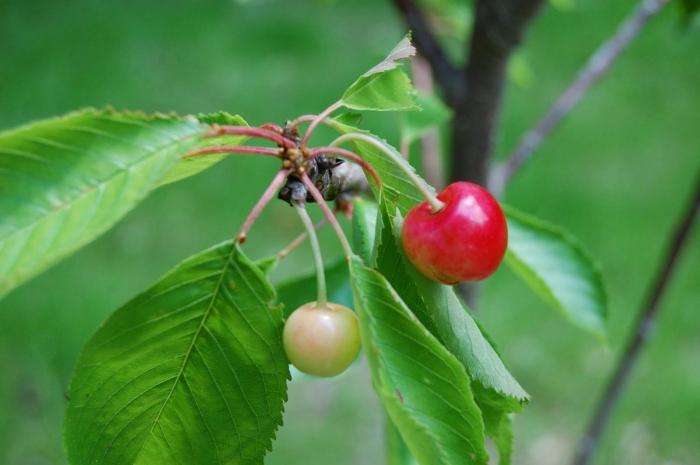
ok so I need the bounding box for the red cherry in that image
[401,181,507,284]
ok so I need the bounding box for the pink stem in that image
[287,114,341,137]
[210,126,296,149]
[287,114,319,128]
[237,169,291,244]
[309,147,383,188]
[259,123,283,133]
[184,146,281,159]
[301,173,352,257]
[300,101,342,148]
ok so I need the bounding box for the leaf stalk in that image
[237,169,291,243]
[300,101,343,148]
[184,146,281,159]
[300,173,353,257]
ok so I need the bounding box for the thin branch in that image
[494,0,670,191]
[572,172,700,465]
[448,0,544,187]
[391,0,464,102]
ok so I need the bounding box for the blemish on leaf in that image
[395,389,404,404]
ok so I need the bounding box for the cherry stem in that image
[210,126,296,149]
[286,114,321,127]
[300,101,343,148]
[309,147,383,188]
[294,202,327,309]
[277,218,327,260]
[237,169,291,244]
[329,132,445,213]
[184,146,281,159]
[301,173,353,257]
[259,123,283,134]
[286,114,342,131]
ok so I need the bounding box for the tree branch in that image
[449,0,545,187]
[391,0,464,103]
[446,0,545,307]
[493,0,670,191]
[572,172,700,465]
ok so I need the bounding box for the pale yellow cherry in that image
[283,302,360,377]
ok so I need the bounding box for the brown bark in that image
[450,0,545,185]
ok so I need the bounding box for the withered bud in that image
[277,155,370,207]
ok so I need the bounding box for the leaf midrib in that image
[0,124,200,241]
[342,73,384,101]
[352,260,485,465]
[133,244,236,462]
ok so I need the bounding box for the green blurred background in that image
[1,0,699,464]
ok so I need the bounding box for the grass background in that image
[0,0,699,464]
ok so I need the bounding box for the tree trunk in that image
[449,0,544,186]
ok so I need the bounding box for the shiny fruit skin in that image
[401,181,507,284]
[283,302,360,377]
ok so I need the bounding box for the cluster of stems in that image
[184,101,444,305]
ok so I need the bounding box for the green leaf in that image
[372,204,439,337]
[330,123,433,215]
[341,69,418,112]
[371,202,527,461]
[339,132,527,409]
[399,92,451,146]
[275,258,352,317]
[196,111,247,126]
[351,197,379,263]
[255,255,280,276]
[333,112,363,128]
[0,109,208,298]
[158,112,248,186]
[504,205,608,338]
[376,203,528,403]
[482,408,513,465]
[65,241,289,465]
[349,255,489,465]
[340,35,418,112]
[386,419,417,465]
